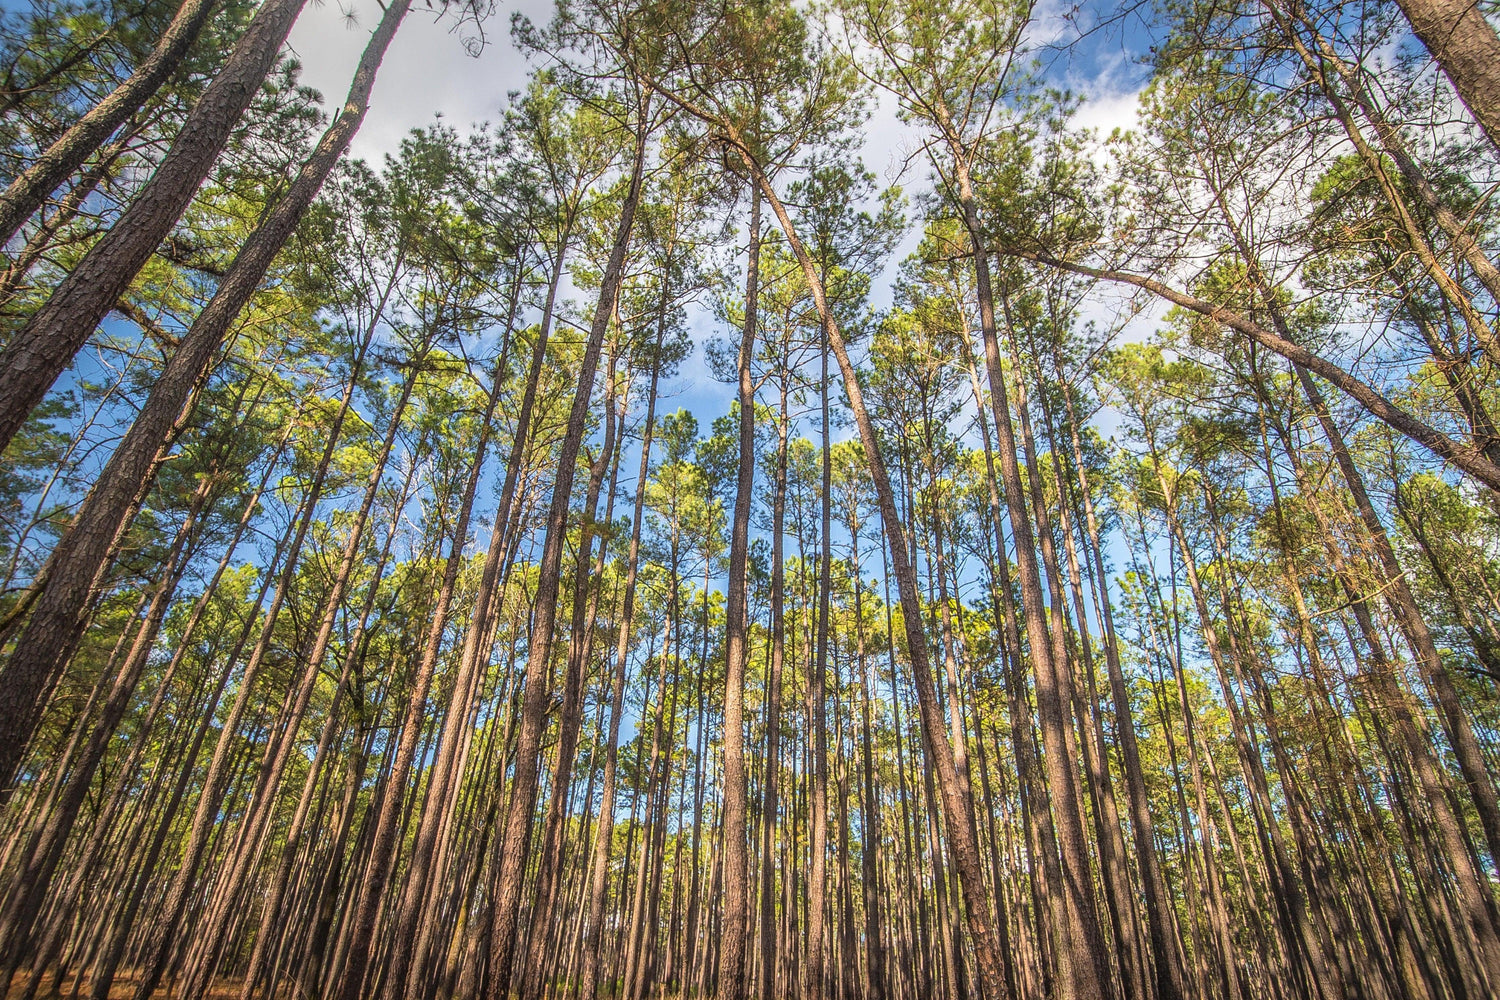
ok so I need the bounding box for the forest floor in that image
[4,975,249,999]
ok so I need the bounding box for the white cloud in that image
[287,0,553,162]
[1073,84,1140,141]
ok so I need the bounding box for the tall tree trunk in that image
[760,357,790,1000]
[482,107,647,1000]
[579,318,666,1000]
[957,309,1063,1000]
[849,519,887,1000]
[0,467,216,978]
[807,319,832,1000]
[375,220,576,1000]
[0,0,312,455]
[716,178,760,1000]
[2,422,289,997]
[245,337,505,1000]
[1294,362,1500,873]
[81,455,322,1000]
[232,444,417,1000]
[732,138,1008,1000]
[116,274,387,1000]
[177,340,422,1000]
[0,0,409,794]
[520,345,621,1000]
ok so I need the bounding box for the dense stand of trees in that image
[1,0,1499,998]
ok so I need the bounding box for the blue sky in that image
[280,0,1169,590]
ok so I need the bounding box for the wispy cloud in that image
[287,0,551,163]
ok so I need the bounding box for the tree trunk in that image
[849,519,887,1000]
[1390,0,1500,152]
[716,178,760,1000]
[482,107,647,1000]
[520,345,621,1000]
[0,0,219,246]
[0,0,312,455]
[579,316,666,1000]
[375,223,575,1000]
[0,0,408,794]
[759,356,790,1000]
[735,140,1008,1000]
[1008,248,1500,494]
[177,339,422,1000]
[117,275,386,1000]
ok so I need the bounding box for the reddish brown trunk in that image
[0,0,408,794]
[0,0,311,455]
[716,180,760,1000]
[0,0,219,246]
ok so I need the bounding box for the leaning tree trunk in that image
[733,138,1010,1000]
[0,0,311,456]
[0,469,215,979]
[0,0,220,247]
[1295,363,1500,873]
[1,423,288,998]
[0,0,408,795]
[1223,215,1500,873]
[81,422,334,1000]
[1388,0,1500,153]
[1009,249,1500,495]
[117,270,387,1000]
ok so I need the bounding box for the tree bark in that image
[579,322,664,1000]
[520,345,621,1000]
[0,0,311,454]
[716,177,760,1000]
[1052,348,1185,1000]
[0,0,219,247]
[0,0,408,794]
[1390,0,1500,153]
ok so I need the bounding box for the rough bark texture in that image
[0,0,310,456]
[716,183,760,1000]
[1392,0,1500,152]
[0,0,219,247]
[0,0,406,796]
